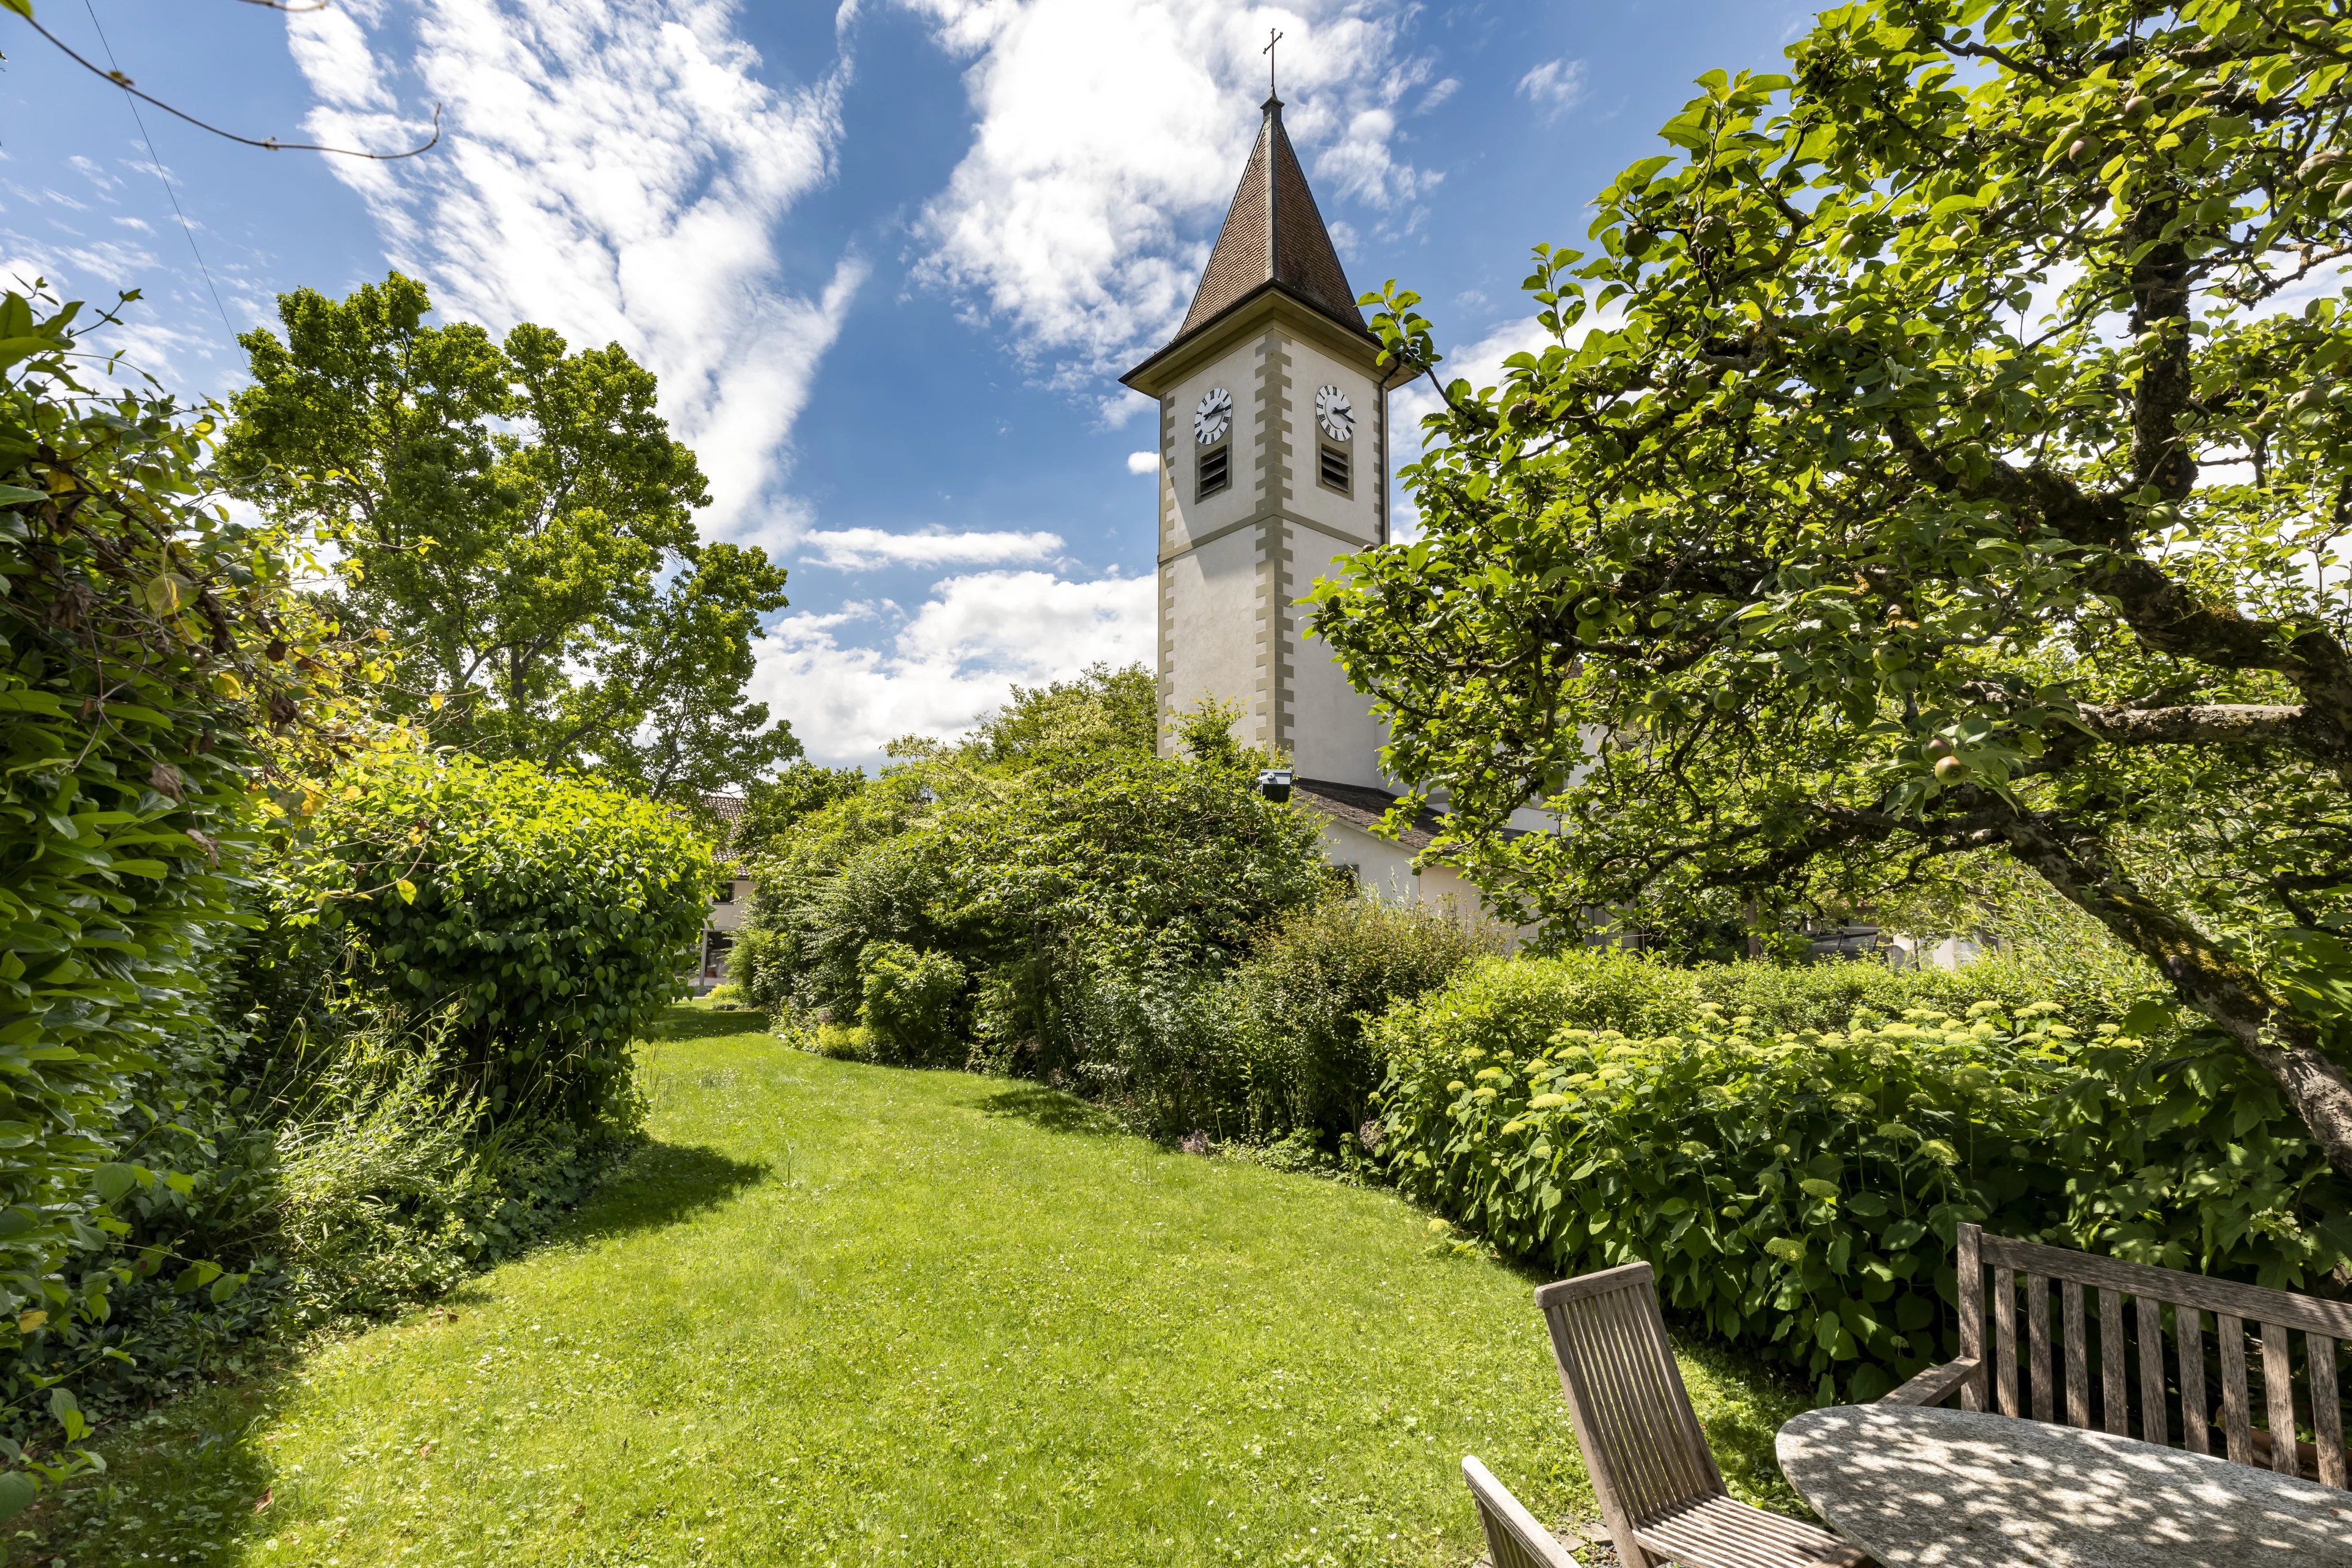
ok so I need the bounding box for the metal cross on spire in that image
[1264,27,1283,99]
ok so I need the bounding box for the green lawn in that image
[21,1008,1807,1566]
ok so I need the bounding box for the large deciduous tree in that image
[222,273,798,800]
[1309,0,2352,1173]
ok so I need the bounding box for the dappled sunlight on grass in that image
[18,1013,1808,1566]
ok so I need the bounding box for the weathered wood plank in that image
[2311,1333,2346,1490]
[2138,1294,2168,1447]
[2262,1321,2300,1477]
[2028,1272,2053,1423]
[2100,1288,2129,1437]
[1881,1357,1979,1408]
[1994,1265,2019,1418]
[2220,1313,2253,1466]
[2063,1280,2091,1429]
[1463,1457,1582,1568]
[1958,1223,1986,1413]
[1979,1233,2352,1338]
[2179,1307,2210,1456]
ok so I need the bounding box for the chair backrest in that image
[1535,1260,1724,1555]
[1462,1455,1582,1568]
[1956,1221,2352,1487]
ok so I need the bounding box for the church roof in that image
[1175,95,1363,343]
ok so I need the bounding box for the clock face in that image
[1315,384,1355,442]
[1193,386,1233,447]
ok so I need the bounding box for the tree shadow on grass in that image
[653,1004,771,1042]
[559,1139,770,1243]
[976,1085,1127,1138]
[12,1357,297,1567]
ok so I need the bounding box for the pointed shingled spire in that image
[1175,94,1361,342]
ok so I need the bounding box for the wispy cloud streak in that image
[283,0,866,550]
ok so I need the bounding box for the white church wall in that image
[1317,819,1419,904]
[1285,542,1390,783]
[1160,352,1262,556]
[1279,335,1383,548]
[1162,528,1266,749]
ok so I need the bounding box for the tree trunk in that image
[1989,809,2352,1180]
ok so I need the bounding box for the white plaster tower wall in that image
[1125,91,1398,791]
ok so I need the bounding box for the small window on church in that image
[1197,443,1231,499]
[1318,443,1351,494]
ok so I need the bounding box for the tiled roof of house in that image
[1175,95,1364,342]
[702,793,746,874]
[1291,777,1537,853]
[1291,777,1450,850]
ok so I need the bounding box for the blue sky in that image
[1,0,1811,767]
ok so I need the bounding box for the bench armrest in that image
[1880,1357,1980,1408]
[1463,1455,1581,1568]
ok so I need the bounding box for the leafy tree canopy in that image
[221,272,798,802]
[1309,0,2352,1173]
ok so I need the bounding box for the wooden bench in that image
[1886,1221,2352,1486]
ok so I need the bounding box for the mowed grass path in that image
[31,1009,1805,1567]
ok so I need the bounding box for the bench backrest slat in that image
[2313,1337,2346,1488]
[1978,1232,2352,1337]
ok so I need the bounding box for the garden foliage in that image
[0,285,363,1492]
[221,272,798,801]
[1308,0,2352,1175]
[261,753,713,1130]
[731,668,1494,1133]
[1374,951,2352,1403]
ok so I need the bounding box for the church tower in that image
[1120,91,1411,789]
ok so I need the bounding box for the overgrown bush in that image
[1373,954,2352,1404]
[0,287,357,1494]
[1231,898,1496,1140]
[858,942,965,1067]
[1694,943,2169,1039]
[742,680,1336,1098]
[265,752,714,1132]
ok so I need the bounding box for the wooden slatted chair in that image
[1536,1262,1873,1568]
[1463,1455,1582,1568]
[1886,1221,2352,1486]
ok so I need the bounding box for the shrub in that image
[1693,943,2169,1039]
[743,726,1335,1091]
[1062,965,1250,1139]
[270,754,713,1133]
[858,943,966,1067]
[0,287,356,1493]
[1373,954,2352,1404]
[1374,985,2080,1403]
[810,1022,872,1061]
[1231,898,1496,1140]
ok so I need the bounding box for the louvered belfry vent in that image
[1197,444,1231,498]
[1318,443,1351,494]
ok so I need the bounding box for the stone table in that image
[1776,1403,2352,1567]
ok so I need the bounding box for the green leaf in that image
[0,1471,37,1524]
[90,1163,136,1203]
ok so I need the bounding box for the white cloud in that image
[281,0,866,551]
[1126,450,1159,475]
[799,526,1064,570]
[1517,57,1587,122]
[753,568,1156,765]
[900,0,1436,384]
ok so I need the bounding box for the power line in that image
[81,0,234,336]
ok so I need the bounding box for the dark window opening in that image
[702,929,734,981]
[1318,443,1351,494]
[1197,443,1231,499]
